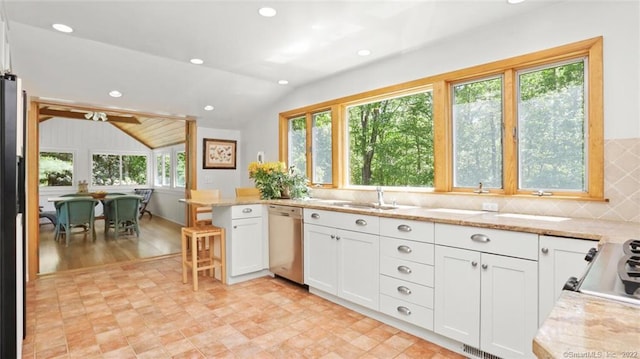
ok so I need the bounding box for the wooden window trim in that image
[279,36,604,201]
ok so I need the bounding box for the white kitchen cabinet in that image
[303,209,380,310]
[212,204,268,284]
[434,224,538,359]
[379,218,435,330]
[538,235,595,324]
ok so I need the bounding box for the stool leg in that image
[192,235,198,291]
[209,235,215,277]
[181,230,188,284]
[219,228,226,285]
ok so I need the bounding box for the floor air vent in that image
[462,344,503,359]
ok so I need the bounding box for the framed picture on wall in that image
[203,138,237,169]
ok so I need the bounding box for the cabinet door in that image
[480,253,538,359]
[538,236,594,324]
[434,245,481,347]
[304,224,338,294]
[337,229,379,310]
[230,217,263,276]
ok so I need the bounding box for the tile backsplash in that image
[312,138,640,224]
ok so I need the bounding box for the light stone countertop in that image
[181,197,640,357]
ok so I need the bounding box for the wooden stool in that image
[181,225,226,290]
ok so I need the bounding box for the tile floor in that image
[22,256,465,359]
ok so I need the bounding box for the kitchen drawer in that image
[435,223,538,260]
[304,208,379,235]
[380,237,434,265]
[380,294,433,330]
[380,218,434,243]
[380,274,433,308]
[232,204,262,219]
[380,256,434,286]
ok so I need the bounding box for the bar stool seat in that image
[181,225,226,290]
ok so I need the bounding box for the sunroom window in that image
[39,151,74,187]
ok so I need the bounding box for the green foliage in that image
[348,91,434,187]
[93,154,147,186]
[248,161,309,199]
[39,152,73,186]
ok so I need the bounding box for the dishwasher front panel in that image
[268,206,304,284]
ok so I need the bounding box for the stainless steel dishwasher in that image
[268,205,304,284]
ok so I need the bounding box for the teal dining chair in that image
[54,197,99,246]
[104,195,142,240]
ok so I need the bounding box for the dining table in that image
[47,193,143,220]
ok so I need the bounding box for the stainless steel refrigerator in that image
[0,73,26,358]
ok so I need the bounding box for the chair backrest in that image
[56,198,98,224]
[106,195,141,221]
[235,187,260,198]
[134,188,154,204]
[190,189,220,201]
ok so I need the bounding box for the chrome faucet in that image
[376,186,385,206]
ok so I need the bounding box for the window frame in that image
[279,37,604,200]
[38,148,76,189]
[90,150,149,188]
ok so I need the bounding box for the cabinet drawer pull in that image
[397,286,412,295]
[482,263,488,270]
[541,247,549,254]
[397,245,412,254]
[397,224,412,232]
[471,233,491,243]
[397,306,412,316]
[330,234,336,239]
[471,261,478,267]
[242,208,252,213]
[355,219,367,226]
[311,213,320,219]
[397,265,412,274]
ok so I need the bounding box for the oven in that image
[564,239,640,306]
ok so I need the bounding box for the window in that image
[517,59,586,192]
[175,151,186,187]
[452,77,503,189]
[39,151,73,187]
[282,109,334,186]
[92,153,147,186]
[346,90,434,187]
[155,153,171,186]
[279,37,603,199]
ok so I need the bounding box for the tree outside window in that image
[92,153,147,186]
[39,151,73,187]
[347,91,434,187]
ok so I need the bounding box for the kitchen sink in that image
[330,201,402,210]
[424,208,485,215]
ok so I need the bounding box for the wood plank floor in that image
[38,216,182,274]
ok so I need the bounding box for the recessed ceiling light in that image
[507,0,526,4]
[258,7,277,17]
[204,105,214,111]
[109,90,122,98]
[278,80,289,85]
[357,49,371,56]
[52,23,73,33]
[190,58,204,65]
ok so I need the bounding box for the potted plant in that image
[248,161,309,200]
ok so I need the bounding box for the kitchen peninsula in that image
[181,196,640,358]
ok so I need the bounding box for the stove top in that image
[579,241,640,306]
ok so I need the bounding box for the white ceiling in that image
[2,0,563,129]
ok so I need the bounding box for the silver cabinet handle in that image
[233,225,237,229]
[397,265,412,274]
[541,247,549,254]
[242,208,252,213]
[311,213,320,219]
[397,306,412,316]
[330,234,335,239]
[336,236,340,240]
[397,245,412,254]
[397,286,412,295]
[482,264,488,269]
[397,224,412,232]
[355,219,367,226]
[471,234,491,243]
[471,261,478,267]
